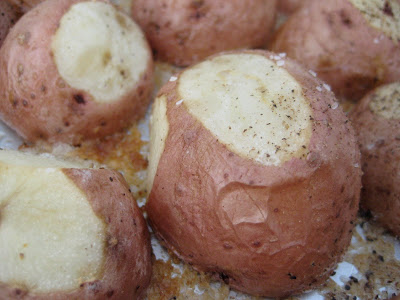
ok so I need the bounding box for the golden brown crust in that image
[0,1,20,48]
[0,0,154,145]
[147,50,362,297]
[271,0,400,101]
[0,168,152,300]
[351,84,400,237]
[131,0,277,66]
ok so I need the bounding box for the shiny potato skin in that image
[0,0,153,145]
[0,168,152,300]
[131,0,277,66]
[271,0,400,101]
[147,50,362,298]
[351,84,400,237]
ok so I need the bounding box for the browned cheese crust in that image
[131,0,277,66]
[351,83,400,237]
[0,168,152,300]
[147,50,362,298]
[0,0,153,145]
[0,1,20,48]
[271,0,400,101]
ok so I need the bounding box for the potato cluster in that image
[0,0,398,299]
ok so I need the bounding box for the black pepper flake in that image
[344,284,351,290]
[288,273,297,280]
[378,255,384,262]
[383,1,394,17]
[109,177,114,182]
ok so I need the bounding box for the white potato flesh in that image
[178,53,313,166]
[349,0,400,41]
[51,1,150,103]
[0,150,84,168]
[0,152,106,293]
[147,95,168,192]
[110,0,132,15]
[369,82,400,119]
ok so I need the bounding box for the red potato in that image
[146,50,362,298]
[351,82,400,237]
[6,0,132,15]
[5,0,42,14]
[278,0,305,15]
[271,0,400,101]
[0,0,153,145]
[0,150,152,299]
[0,1,20,48]
[131,0,277,66]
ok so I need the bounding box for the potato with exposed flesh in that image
[271,0,400,101]
[147,50,362,298]
[0,0,153,145]
[131,0,277,66]
[351,82,400,237]
[0,150,152,299]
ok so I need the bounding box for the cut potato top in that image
[177,53,313,166]
[369,82,400,119]
[0,151,106,293]
[51,1,150,103]
[349,0,400,42]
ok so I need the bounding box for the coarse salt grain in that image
[279,53,287,58]
[316,86,323,92]
[169,76,178,82]
[176,99,184,106]
[323,83,331,91]
[354,163,360,168]
[309,70,317,77]
[277,60,285,67]
[332,102,339,109]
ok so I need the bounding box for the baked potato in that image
[146,50,362,298]
[131,0,277,66]
[351,82,400,237]
[278,0,305,15]
[4,0,42,14]
[0,0,153,145]
[0,1,20,48]
[271,0,400,101]
[0,149,152,299]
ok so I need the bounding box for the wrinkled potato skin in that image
[147,50,362,298]
[0,169,152,300]
[0,0,153,145]
[5,0,43,14]
[0,2,20,48]
[131,0,277,66]
[271,0,400,101]
[351,86,400,237]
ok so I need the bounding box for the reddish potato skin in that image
[351,86,400,237]
[0,169,152,300]
[0,0,153,145]
[271,0,400,101]
[147,50,362,297]
[0,1,20,48]
[278,0,305,14]
[131,0,277,66]
[5,0,43,14]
